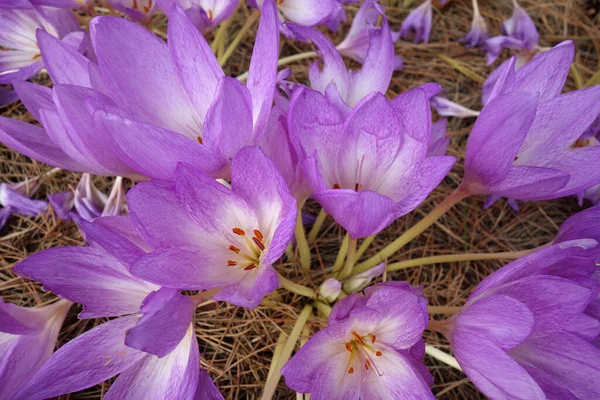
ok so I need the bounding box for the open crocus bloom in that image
[434,240,600,399]
[460,41,600,201]
[0,298,71,399]
[0,0,279,180]
[157,0,237,31]
[282,281,433,399]
[288,4,395,113]
[0,3,81,104]
[13,215,218,398]
[127,146,296,308]
[288,86,454,239]
[335,0,402,70]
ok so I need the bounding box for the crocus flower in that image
[126,146,296,308]
[107,0,158,24]
[288,6,396,114]
[251,0,335,30]
[554,205,600,262]
[0,175,48,229]
[336,0,403,70]
[0,3,82,105]
[157,0,237,31]
[459,41,600,201]
[49,174,126,220]
[0,298,71,399]
[485,0,539,64]
[399,0,432,44]
[319,277,342,303]
[343,262,385,293]
[13,215,213,398]
[1,0,279,181]
[430,95,480,118]
[431,240,600,399]
[281,281,434,399]
[288,85,455,239]
[459,0,488,48]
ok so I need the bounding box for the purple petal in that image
[14,247,157,318]
[427,119,450,157]
[36,30,91,86]
[125,288,195,357]
[484,165,570,200]
[16,316,146,400]
[0,88,17,106]
[48,190,74,220]
[195,369,225,400]
[399,0,432,44]
[0,183,47,216]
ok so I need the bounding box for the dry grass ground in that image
[1,0,599,398]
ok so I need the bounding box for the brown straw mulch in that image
[1,0,599,398]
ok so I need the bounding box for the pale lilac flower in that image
[433,240,600,399]
[282,282,433,399]
[288,5,396,113]
[399,0,432,44]
[13,215,213,398]
[0,298,71,399]
[288,85,454,239]
[343,262,385,293]
[127,147,297,308]
[108,0,158,24]
[0,175,47,229]
[251,0,335,29]
[157,0,237,31]
[336,0,403,70]
[1,0,279,181]
[485,0,539,64]
[459,0,488,48]
[324,0,355,32]
[431,96,480,118]
[460,41,600,201]
[0,3,82,105]
[49,174,126,220]
[427,119,450,157]
[319,277,342,303]
[554,205,600,262]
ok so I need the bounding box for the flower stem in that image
[332,234,349,272]
[236,51,318,82]
[425,345,462,371]
[278,274,314,298]
[190,287,222,305]
[307,209,327,244]
[353,188,469,274]
[386,249,533,272]
[218,10,260,67]
[355,234,375,261]
[314,300,332,318]
[261,304,314,400]
[338,238,357,279]
[294,206,312,271]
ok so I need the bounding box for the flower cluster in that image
[1,0,600,399]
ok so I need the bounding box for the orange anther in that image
[197,136,203,144]
[232,228,245,235]
[244,264,257,271]
[229,245,240,253]
[227,260,237,266]
[348,367,354,374]
[253,230,264,241]
[375,351,382,357]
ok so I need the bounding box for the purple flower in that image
[0,3,82,105]
[460,41,600,201]
[430,96,480,118]
[555,205,600,263]
[336,0,403,70]
[319,277,342,303]
[288,85,454,239]
[157,0,237,31]
[281,281,433,399]
[427,119,450,157]
[126,146,296,308]
[289,5,396,113]
[251,0,336,28]
[485,0,539,64]
[0,298,71,399]
[0,0,279,181]
[0,175,48,229]
[49,174,127,220]
[399,0,432,44]
[459,2,488,48]
[433,240,600,398]
[343,262,385,293]
[12,215,218,398]
[108,0,158,24]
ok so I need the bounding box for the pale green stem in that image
[354,188,468,273]
[294,205,312,271]
[261,304,314,400]
[237,51,318,81]
[338,238,357,279]
[385,249,533,273]
[314,300,332,318]
[428,306,462,314]
[266,330,288,382]
[307,209,327,245]
[285,242,294,261]
[278,274,314,298]
[332,234,349,272]
[425,345,462,371]
[218,10,260,67]
[355,235,375,261]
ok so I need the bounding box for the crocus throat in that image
[345,331,383,375]
[226,227,266,271]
